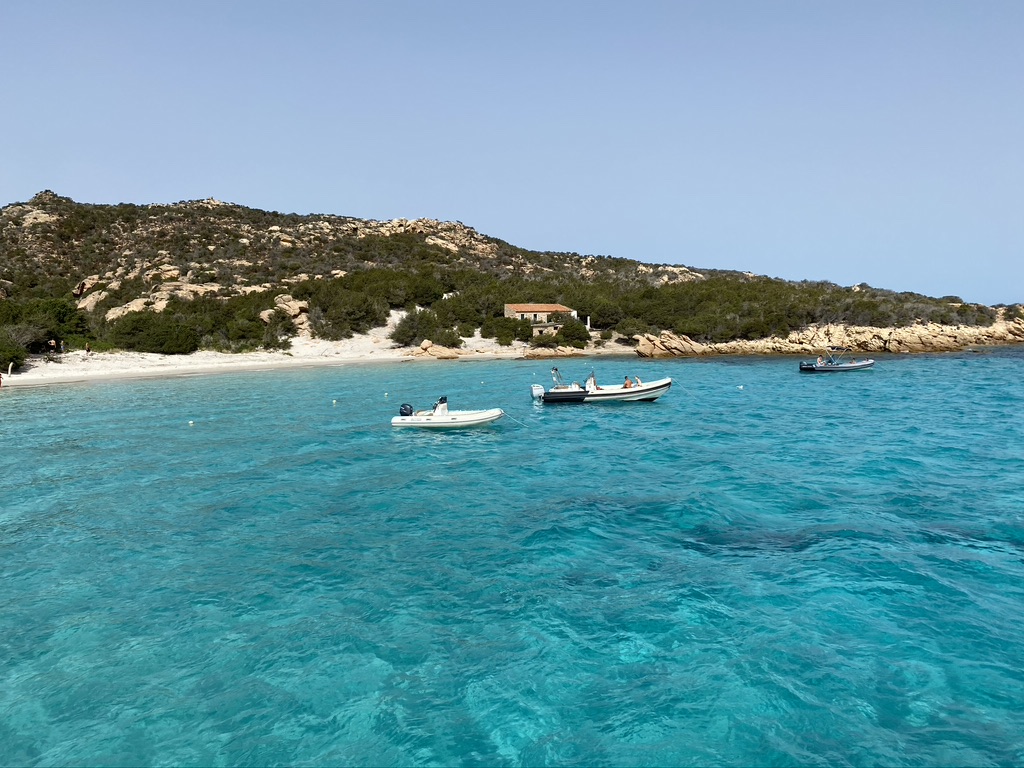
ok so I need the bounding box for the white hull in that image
[391,408,504,428]
[584,378,673,401]
[531,376,672,403]
[799,359,875,373]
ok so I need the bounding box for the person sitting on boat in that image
[623,376,634,389]
[634,376,643,386]
[817,356,825,366]
[433,396,448,415]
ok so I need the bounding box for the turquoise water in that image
[2,350,1024,767]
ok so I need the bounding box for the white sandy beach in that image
[0,331,478,389]
[1,317,630,389]
[2,338,404,389]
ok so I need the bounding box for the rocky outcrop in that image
[635,317,1024,358]
[73,275,102,297]
[408,339,461,359]
[634,333,709,358]
[523,345,589,359]
[260,294,311,335]
[580,258,703,286]
[103,281,222,322]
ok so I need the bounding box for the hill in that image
[1,190,702,302]
[1,190,1018,369]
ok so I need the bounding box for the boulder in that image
[635,332,707,358]
[425,345,460,360]
[78,291,109,312]
[260,295,312,336]
[273,294,309,317]
[105,297,168,322]
[523,345,585,359]
[73,275,102,297]
[408,341,460,359]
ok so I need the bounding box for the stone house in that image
[504,303,580,336]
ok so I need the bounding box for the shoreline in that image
[5,317,1023,390]
[2,350,408,389]
[0,334,634,389]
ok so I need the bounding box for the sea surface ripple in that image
[2,350,1024,766]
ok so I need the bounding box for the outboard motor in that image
[399,403,414,417]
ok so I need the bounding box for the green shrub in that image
[390,308,462,348]
[549,317,591,348]
[528,333,559,349]
[0,331,28,370]
[291,278,389,339]
[261,309,295,350]
[481,316,532,346]
[615,317,654,339]
[0,297,90,351]
[108,312,200,354]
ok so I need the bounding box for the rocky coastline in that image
[632,316,1024,358]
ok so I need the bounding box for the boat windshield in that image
[550,367,567,386]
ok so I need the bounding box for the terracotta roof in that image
[505,304,574,312]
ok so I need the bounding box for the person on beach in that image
[85,342,91,354]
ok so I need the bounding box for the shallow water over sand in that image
[2,350,1023,766]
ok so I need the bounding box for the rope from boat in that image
[502,411,528,427]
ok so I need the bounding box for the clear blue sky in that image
[2,1,1021,305]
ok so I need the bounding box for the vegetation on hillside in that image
[0,191,1013,371]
